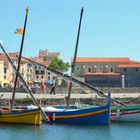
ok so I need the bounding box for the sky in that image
[0,0,140,63]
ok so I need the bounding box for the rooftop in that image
[71,57,134,63]
[118,63,140,68]
[84,72,121,76]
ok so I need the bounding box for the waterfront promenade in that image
[1,92,140,99]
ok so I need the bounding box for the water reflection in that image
[0,123,140,140]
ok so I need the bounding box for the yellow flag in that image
[15,28,24,34]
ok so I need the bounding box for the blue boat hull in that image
[45,93,111,125]
[45,104,110,125]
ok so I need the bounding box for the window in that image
[35,70,39,74]
[41,70,45,74]
[124,68,127,72]
[136,68,138,72]
[43,58,46,61]
[111,67,113,72]
[77,67,80,70]
[48,76,50,80]
[4,75,6,79]
[36,76,38,79]
[28,64,32,67]
[88,68,91,72]
[94,65,97,72]
[4,67,6,74]
[48,72,50,75]
[99,67,102,71]
[35,66,37,69]
[41,76,44,79]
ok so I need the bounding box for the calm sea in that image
[0,122,139,140]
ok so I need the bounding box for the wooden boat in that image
[0,108,42,125]
[43,8,111,125]
[111,105,140,122]
[44,94,111,125]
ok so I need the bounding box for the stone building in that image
[32,61,48,83]
[118,64,140,87]
[29,49,60,83]
[72,57,140,87]
[6,49,60,83]
[31,49,60,63]
[38,49,60,61]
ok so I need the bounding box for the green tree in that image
[49,57,70,72]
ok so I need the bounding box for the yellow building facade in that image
[0,61,4,86]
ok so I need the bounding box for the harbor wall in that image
[1,87,140,94]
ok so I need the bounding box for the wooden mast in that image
[66,7,84,108]
[11,7,29,109]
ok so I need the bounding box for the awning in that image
[3,79,10,84]
[27,80,33,84]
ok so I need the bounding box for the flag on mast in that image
[15,28,24,34]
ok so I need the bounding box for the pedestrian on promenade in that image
[50,79,56,95]
[41,81,46,94]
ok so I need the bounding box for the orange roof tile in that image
[118,64,140,68]
[84,72,121,76]
[71,57,131,63]
[26,57,50,67]
[10,57,28,62]
[39,61,50,66]
[129,60,139,63]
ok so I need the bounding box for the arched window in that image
[77,67,80,70]
[99,67,102,71]
[105,65,108,68]
[48,76,50,80]
[111,67,113,72]
[88,68,91,72]
[83,65,86,73]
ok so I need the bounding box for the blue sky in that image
[0,0,140,63]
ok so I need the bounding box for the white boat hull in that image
[111,110,140,122]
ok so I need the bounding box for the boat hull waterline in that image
[0,108,42,125]
[45,104,110,125]
[111,110,140,122]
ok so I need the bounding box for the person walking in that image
[50,79,56,95]
[41,81,46,94]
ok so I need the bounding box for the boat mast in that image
[66,7,84,108]
[11,7,29,109]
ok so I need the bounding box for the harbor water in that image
[0,122,139,140]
